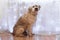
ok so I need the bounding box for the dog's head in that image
[28,5,41,13]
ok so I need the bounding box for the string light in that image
[0,26,1,29]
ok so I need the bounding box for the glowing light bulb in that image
[0,26,1,29]
[13,8,17,11]
[50,20,55,24]
[4,23,7,27]
[14,16,17,19]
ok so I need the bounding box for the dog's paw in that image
[23,31,28,36]
[28,34,35,37]
[15,34,24,37]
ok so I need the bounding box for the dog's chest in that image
[27,14,36,24]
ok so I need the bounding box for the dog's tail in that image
[11,33,15,36]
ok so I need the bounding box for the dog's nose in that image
[35,8,38,11]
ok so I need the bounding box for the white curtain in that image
[0,0,60,34]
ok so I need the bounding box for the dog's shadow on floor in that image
[13,31,34,40]
[13,35,34,40]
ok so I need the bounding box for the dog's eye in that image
[33,6,34,8]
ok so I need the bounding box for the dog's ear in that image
[28,7,32,12]
[39,5,41,10]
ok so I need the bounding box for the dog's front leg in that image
[27,25,34,37]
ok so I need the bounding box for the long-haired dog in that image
[13,5,41,37]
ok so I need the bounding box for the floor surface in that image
[0,32,56,40]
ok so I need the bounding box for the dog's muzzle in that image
[35,8,38,11]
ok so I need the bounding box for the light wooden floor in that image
[0,32,56,40]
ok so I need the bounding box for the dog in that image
[13,5,41,37]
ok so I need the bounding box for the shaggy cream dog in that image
[13,5,41,37]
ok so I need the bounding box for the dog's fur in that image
[13,5,41,37]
